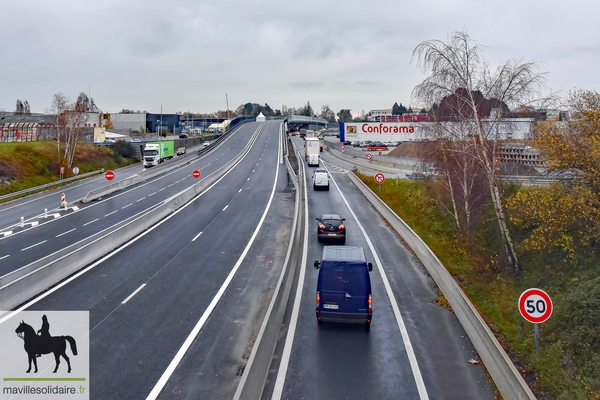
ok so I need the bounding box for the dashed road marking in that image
[82,218,99,226]
[21,240,47,251]
[105,210,118,217]
[56,228,77,237]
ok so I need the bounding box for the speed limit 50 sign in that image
[519,288,553,324]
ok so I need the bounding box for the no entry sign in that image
[519,288,553,324]
[374,173,385,184]
[192,170,201,179]
[366,154,372,160]
[105,170,115,181]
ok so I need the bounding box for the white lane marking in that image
[192,232,203,242]
[52,213,61,219]
[122,203,133,209]
[252,169,255,173]
[0,255,10,260]
[147,123,274,400]
[238,188,242,193]
[222,205,228,211]
[104,210,118,217]
[247,178,250,181]
[21,240,47,252]
[82,218,99,227]
[159,188,165,192]
[148,192,157,197]
[176,180,181,183]
[56,228,76,238]
[121,284,146,304]
[30,221,39,227]
[167,184,173,188]
[1,231,12,237]
[136,197,146,202]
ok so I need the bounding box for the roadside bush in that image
[113,140,135,158]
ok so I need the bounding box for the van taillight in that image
[316,291,320,309]
[368,294,372,313]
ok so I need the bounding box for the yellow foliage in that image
[534,90,600,193]
[507,184,600,258]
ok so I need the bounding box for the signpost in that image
[105,170,115,181]
[73,167,79,175]
[374,173,385,192]
[61,193,66,208]
[366,154,372,161]
[192,170,201,179]
[340,145,345,151]
[519,288,553,353]
[59,166,64,180]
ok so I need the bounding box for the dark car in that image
[316,214,346,243]
[179,133,188,138]
[176,147,186,155]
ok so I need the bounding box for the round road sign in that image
[366,154,373,161]
[374,173,385,184]
[519,288,553,324]
[341,145,345,150]
[105,170,115,181]
[72,167,79,175]
[192,169,201,179]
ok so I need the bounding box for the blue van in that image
[314,246,373,328]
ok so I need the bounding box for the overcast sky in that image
[2,0,599,116]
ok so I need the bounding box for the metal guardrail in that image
[0,169,104,203]
[346,172,536,400]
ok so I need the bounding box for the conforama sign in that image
[340,122,423,142]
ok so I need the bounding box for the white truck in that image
[305,137,320,167]
[143,141,175,167]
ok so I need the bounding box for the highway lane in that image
[3,121,293,398]
[0,123,263,276]
[263,137,495,399]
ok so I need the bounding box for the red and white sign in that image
[60,166,65,175]
[374,173,385,184]
[340,145,345,151]
[192,170,201,179]
[519,288,553,324]
[366,154,372,161]
[61,193,66,206]
[105,170,115,181]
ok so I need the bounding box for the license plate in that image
[328,233,337,236]
[323,304,339,309]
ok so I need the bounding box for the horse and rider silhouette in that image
[15,315,78,373]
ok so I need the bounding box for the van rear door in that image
[319,264,346,314]
[344,266,371,315]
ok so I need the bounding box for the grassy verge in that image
[0,141,137,196]
[356,172,599,399]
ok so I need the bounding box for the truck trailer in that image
[143,141,175,167]
[305,137,320,166]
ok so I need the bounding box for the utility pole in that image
[226,94,230,119]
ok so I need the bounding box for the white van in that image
[313,169,329,190]
[308,153,319,167]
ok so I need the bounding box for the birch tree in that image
[411,31,552,273]
[50,92,70,168]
